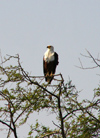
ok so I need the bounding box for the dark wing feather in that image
[53,52,59,74]
[54,52,59,66]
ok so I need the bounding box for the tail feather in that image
[45,75,54,84]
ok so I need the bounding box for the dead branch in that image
[76,50,100,69]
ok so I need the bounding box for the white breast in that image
[44,50,55,63]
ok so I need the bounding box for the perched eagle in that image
[43,45,59,84]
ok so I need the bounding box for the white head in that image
[44,45,54,62]
[47,45,54,52]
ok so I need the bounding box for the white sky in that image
[0,1,100,137]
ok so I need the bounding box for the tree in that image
[0,54,100,138]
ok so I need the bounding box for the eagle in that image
[43,45,59,84]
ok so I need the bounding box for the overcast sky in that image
[0,1,100,137]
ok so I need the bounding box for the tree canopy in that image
[0,53,100,138]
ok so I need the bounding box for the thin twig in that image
[52,121,61,129]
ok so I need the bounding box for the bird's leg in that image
[50,72,54,77]
[47,72,49,77]
[45,72,48,77]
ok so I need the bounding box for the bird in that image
[43,45,59,84]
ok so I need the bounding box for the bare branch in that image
[0,120,14,132]
[86,50,100,67]
[52,121,61,129]
[76,50,100,69]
